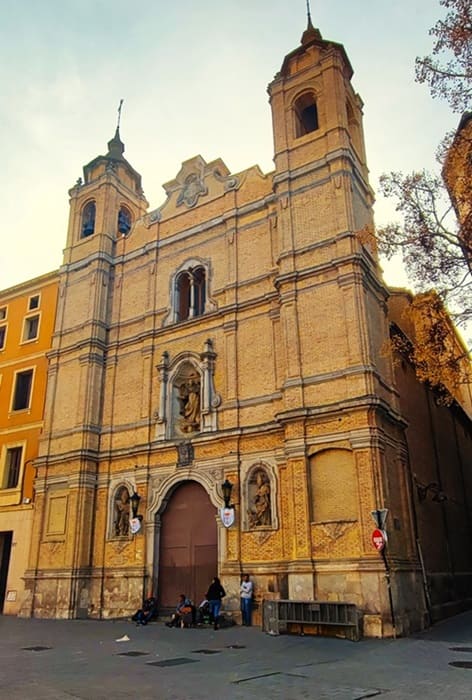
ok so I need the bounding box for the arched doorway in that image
[158,480,217,608]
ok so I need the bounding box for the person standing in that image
[206,576,226,630]
[240,574,253,626]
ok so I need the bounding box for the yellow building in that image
[16,18,472,636]
[0,272,58,615]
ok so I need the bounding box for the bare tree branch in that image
[415,0,472,112]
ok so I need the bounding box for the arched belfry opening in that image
[81,200,96,237]
[156,481,217,609]
[294,92,319,138]
[117,205,132,235]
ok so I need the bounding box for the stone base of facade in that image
[21,567,147,620]
[21,563,472,639]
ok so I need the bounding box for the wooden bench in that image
[262,599,360,641]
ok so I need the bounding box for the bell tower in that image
[269,12,373,239]
[65,124,148,261]
[30,122,148,618]
[267,13,404,608]
[50,122,148,443]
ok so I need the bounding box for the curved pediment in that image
[145,155,240,223]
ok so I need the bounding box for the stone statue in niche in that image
[248,469,272,528]
[114,487,130,536]
[177,374,201,433]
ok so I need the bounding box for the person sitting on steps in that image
[132,596,158,626]
[165,594,194,628]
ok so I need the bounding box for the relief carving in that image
[253,530,272,546]
[144,209,161,227]
[319,520,356,541]
[110,539,132,555]
[208,468,222,483]
[177,441,194,467]
[177,173,208,208]
[151,474,171,492]
[45,542,63,556]
[213,167,239,191]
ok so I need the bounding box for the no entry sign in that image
[372,528,386,552]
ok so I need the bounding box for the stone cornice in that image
[273,144,374,199]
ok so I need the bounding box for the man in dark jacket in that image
[205,577,225,630]
[133,597,158,626]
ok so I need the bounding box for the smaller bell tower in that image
[54,118,149,392]
[65,122,148,265]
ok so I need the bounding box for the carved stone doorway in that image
[158,481,217,609]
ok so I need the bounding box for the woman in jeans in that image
[205,576,226,630]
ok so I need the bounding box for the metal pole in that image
[381,547,396,639]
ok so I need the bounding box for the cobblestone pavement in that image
[1,611,472,699]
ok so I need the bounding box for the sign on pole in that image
[371,528,386,552]
[370,509,389,530]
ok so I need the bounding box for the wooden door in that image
[158,481,217,608]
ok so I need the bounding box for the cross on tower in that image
[117,98,124,131]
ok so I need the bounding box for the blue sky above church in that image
[0,0,457,290]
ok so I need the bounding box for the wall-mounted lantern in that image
[130,491,142,518]
[129,491,143,535]
[220,479,235,528]
[221,479,233,508]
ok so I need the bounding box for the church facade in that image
[17,20,472,637]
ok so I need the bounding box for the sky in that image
[0,0,460,292]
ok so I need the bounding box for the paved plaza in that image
[1,611,472,699]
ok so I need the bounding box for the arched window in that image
[294,92,319,138]
[176,272,191,321]
[117,206,132,235]
[193,266,206,316]
[176,267,206,322]
[81,200,96,237]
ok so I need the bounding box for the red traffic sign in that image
[372,528,386,552]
